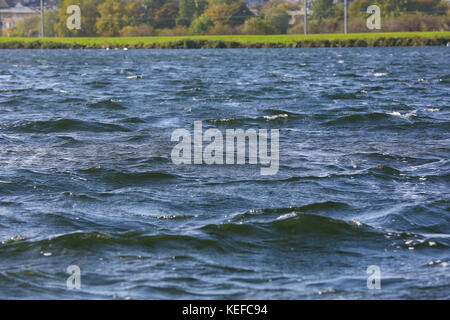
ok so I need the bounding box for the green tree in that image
[95,0,127,36]
[55,0,102,36]
[264,7,290,34]
[197,0,209,15]
[137,0,166,25]
[349,0,447,18]
[311,0,335,21]
[154,1,179,29]
[189,13,213,33]
[205,1,252,27]
[241,17,274,34]
[95,0,145,36]
[177,0,197,26]
[207,0,238,4]
[225,1,253,26]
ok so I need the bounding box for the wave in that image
[88,99,127,110]
[325,112,392,125]
[201,213,377,240]
[121,117,146,124]
[241,201,351,216]
[0,214,380,257]
[324,91,359,100]
[83,80,112,88]
[367,164,401,176]
[5,119,131,133]
[0,231,221,253]
[77,167,179,184]
[205,113,296,125]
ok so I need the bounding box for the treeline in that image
[290,0,450,33]
[8,0,450,37]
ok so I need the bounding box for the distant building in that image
[0,0,57,36]
[288,9,306,26]
[243,0,267,9]
[0,1,37,35]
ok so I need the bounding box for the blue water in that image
[0,47,449,299]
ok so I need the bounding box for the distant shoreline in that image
[0,32,449,49]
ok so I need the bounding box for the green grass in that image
[0,31,449,49]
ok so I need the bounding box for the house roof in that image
[0,0,9,9]
[0,2,36,13]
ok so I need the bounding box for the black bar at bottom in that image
[0,300,445,319]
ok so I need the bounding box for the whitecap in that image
[264,114,288,120]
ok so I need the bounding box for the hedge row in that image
[0,37,448,49]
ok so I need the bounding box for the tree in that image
[189,13,213,33]
[154,1,179,29]
[197,0,209,15]
[311,0,335,21]
[55,0,103,36]
[226,1,253,26]
[241,17,274,34]
[95,0,127,36]
[177,0,197,26]
[95,0,146,36]
[204,1,252,27]
[264,7,290,34]
[137,0,166,26]
[207,0,238,4]
[349,0,448,18]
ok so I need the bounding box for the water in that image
[0,47,448,299]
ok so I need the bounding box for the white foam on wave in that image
[388,110,416,118]
[276,212,297,220]
[263,114,288,120]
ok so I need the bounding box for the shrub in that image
[119,24,154,36]
[241,17,275,34]
[207,23,236,35]
[155,26,189,36]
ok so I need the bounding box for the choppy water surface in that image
[0,47,449,299]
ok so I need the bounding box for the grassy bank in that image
[0,32,449,49]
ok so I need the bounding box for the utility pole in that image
[344,0,348,34]
[304,0,307,35]
[40,0,45,37]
